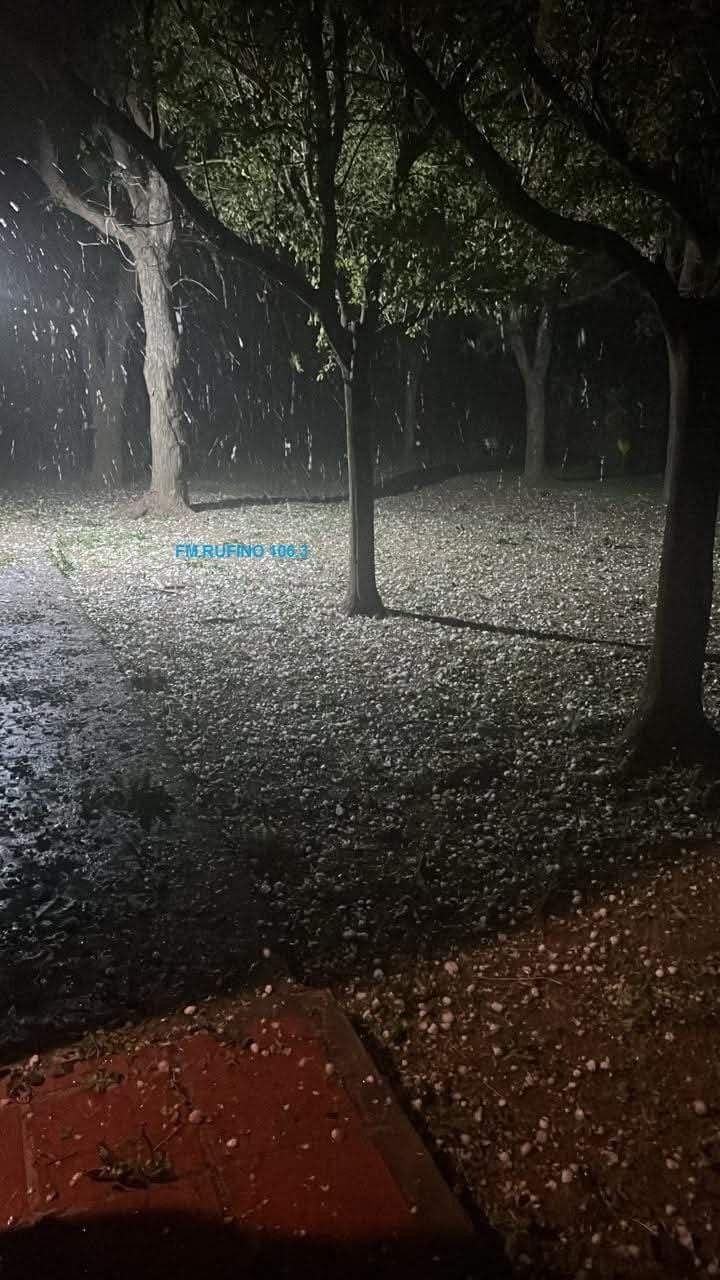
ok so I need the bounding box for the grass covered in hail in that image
[3,473,720,1276]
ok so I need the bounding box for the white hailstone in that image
[535,1130,548,1145]
[585,1059,597,1073]
[331,1127,343,1141]
[490,1002,504,1014]
[530,987,541,999]
[441,1011,454,1028]
[184,1005,197,1016]
[600,1057,610,1070]
[226,1138,238,1149]
[325,1063,335,1077]
[520,1142,533,1157]
[460,1133,472,1147]
[188,1109,204,1124]
[498,1151,512,1165]
[692,1100,708,1116]
[574,1108,585,1121]
[538,1117,550,1130]
[561,1168,574,1184]
[473,1108,483,1123]
[444,961,459,976]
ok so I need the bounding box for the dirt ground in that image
[358,842,720,1279]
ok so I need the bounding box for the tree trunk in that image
[663,329,680,503]
[522,370,547,487]
[343,318,385,618]
[131,171,189,515]
[32,131,188,513]
[625,296,720,765]
[134,246,189,513]
[88,266,135,489]
[507,298,554,487]
[400,334,423,464]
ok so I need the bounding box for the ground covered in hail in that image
[2,472,720,1278]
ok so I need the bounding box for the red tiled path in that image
[0,990,499,1279]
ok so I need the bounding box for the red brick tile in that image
[0,1004,471,1258]
[0,1105,29,1226]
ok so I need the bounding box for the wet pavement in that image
[0,565,259,1060]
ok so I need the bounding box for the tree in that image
[372,1,720,767]
[503,292,556,485]
[81,261,136,488]
[158,0,460,612]
[19,1,447,613]
[8,0,192,514]
[397,329,425,464]
[503,269,634,486]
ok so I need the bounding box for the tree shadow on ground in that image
[0,1211,514,1280]
[388,607,720,665]
[190,461,496,512]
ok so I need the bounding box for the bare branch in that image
[373,20,677,321]
[557,270,632,310]
[142,0,161,141]
[526,45,717,252]
[26,42,352,364]
[201,152,220,219]
[302,2,342,313]
[33,124,139,253]
[108,131,146,220]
